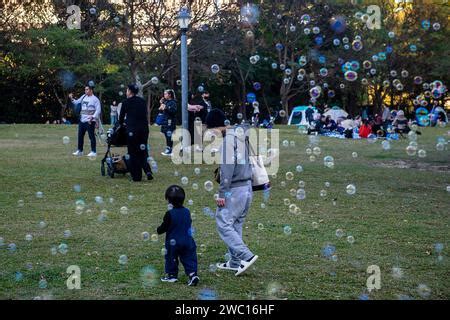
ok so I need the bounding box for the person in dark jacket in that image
[187,92,207,149]
[118,84,153,181]
[157,185,199,286]
[160,89,177,156]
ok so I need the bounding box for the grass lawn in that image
[0,124,449,300]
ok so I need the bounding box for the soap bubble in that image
[344,71,358,82]
[210,64,220,74]
[352,152,358,158]
[434,243,444,253]
[63,230,72,238]
[417,284,431,298]
[95,196,103,204]
[38,278,48,289]
[296,189,306,200]
[436,143,445,151]
[313,147,321,156]
[150,76,159,85]
[15,271,24,282]
[198,288,217,300]
[8,243,17,253]
[335,229,344,238]
[296,165,303,173]
[25,234,33,241]
[382,140,391,151]
[58,243,68,254]
[346,184,356,195]
[323,156,334,168]
[181,176,189,185]
[347,235,355,244]
[120,206,129,215]
[204,181,214,192]
[62,136,70,144]
[285,172,294,181]
[18,199,24,207]
[432,22,441,31]
[406,145,417,156]
[118,255,128,265]
[352,39,363,51]
[330,16,346,33]
[321,244,336,259]
[418,149,427,158]
[283,226,292,235]
[140,266,158,288]
[320,190,327,197]
[36,191,43,198]
[392,267,403,279]
[142,232,150,241]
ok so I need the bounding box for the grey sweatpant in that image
[216,182,254,268]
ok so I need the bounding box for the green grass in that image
[0,124,449,300]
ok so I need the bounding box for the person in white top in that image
[69,82,102,157]
[110,101,118,125]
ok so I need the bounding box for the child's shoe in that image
[161,275,178,283]
[187,274,199,286]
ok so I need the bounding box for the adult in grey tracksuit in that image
[205,109,258,276]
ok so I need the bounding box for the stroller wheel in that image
[107,165,115,178]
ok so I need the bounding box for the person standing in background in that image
[110,101,118,126]
[160,89,177,157]
[118,84,153,181]
[69,81,101,157]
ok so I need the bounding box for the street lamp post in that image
[177,7,191,151]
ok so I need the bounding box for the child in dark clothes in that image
[157,185,199,286]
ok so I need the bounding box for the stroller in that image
[101,123,129,178]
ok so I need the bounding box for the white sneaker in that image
[72,150,83,156]
[216,261,239,271]
[87,151,97,157]
[235,255,258,276]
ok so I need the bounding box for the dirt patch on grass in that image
[372,160,450,172]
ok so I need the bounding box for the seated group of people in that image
[308,110,413,139]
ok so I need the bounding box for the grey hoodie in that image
[219,125,253,198]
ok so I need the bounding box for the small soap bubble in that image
[58,243,68,254]
[204,181,214,192]
[417,284,431,298]
[118,255,128,265]
[283,225,292,235]
[335,229,344,238]
[38,278,48,289]
[346,184,356,195]
[285,172,294,181]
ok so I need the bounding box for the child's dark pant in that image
[165,243,197,277]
